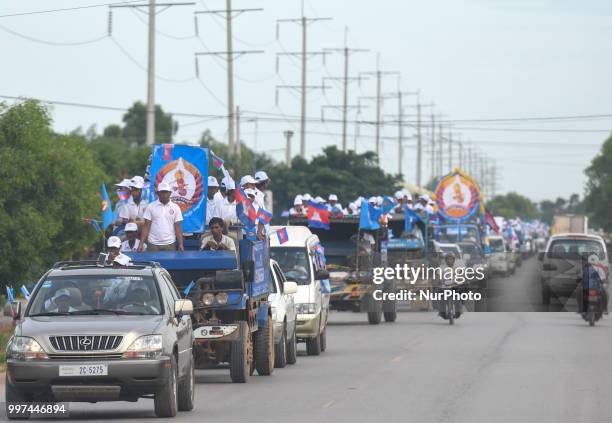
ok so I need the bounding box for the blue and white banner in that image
[150,144,209,233]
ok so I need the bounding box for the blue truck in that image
[127,230,274,383]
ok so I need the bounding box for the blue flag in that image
[183,280,195,296]
[381,196,396,214]
[359,200,381,230]
[404,206,422,234]
[6,286,14,304]
[101,182,115,230]
[149,144,209,233]
[20,285,30,301]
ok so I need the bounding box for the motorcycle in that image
[581,287,604,327]
[436,279,463,325]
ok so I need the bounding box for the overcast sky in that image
[1,0,610,202]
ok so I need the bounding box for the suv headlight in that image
[202,293,215,306]
[122,334,163,359]
[296,303,317,314]
[7,336,49,361]
[216,292,229,305]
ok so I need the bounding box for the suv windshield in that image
[548,239,605,259]
[270,247,311,285]
[28,275,163,316]
[490,239,505,252]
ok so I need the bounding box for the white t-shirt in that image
[143,200,184,245]
[119,198,149,222]
[219,198,238,226]
[206,196,222,225]
[200,234,236,251]
[121,239,146,253]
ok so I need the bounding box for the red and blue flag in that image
[257,208,273,224]
[307,200,330,230]
[276,227,289,244]
[210,150,225,170]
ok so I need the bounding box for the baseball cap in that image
[157,182,172,192]
[394,190,403,200]
[115,179,132,189]
[53,288,71,301]
[294,194,303,205]
[254,171,270,182]
[302,193,312,201]
[113,254,131,267]
[125,222,138,232]
[368,196,377,204]
[130,176,144,189]
[240,175,257,186]
[315,196,325,204]
[107,236,121,249]
[208,176,220,188]
[328,194,338,201]
[419,194,430,202]
[221,177,236,190]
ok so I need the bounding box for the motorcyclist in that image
[436,253,463,320]
[578,253,608,315]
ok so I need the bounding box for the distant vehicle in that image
[552,214,588,235]
[268,259,298,368]
[457,241,490,286]
[431,241,466,267]
[539,233,609,306]
[270,226,330,356]
[6,261,195,418]
[488,235,514,277]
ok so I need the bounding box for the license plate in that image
[59,364,108,377]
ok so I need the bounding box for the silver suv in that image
[5,261,194,418]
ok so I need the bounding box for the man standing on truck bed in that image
[138,182,185,252]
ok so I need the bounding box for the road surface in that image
[3,258,611,422]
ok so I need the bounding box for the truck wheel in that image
[384,312,397,322]
[177,355,194,411]
[154,355,178,417]
[306,334,321,356]
[286,327,297,365]
[319,328,327,352]
[274,325,288,368]
[254,315,274,376]
[230,321,251,383]
[6,374,31,420]
[367,311,382,325]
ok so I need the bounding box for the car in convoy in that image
[539,233,609,306]
[269,259,298,368]
[430,241,466,267]
[270,226,330,356]
[5,260,194,419]
[488,235,514,276]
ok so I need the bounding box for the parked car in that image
[5,260,194,419]
[269,259,298,368]
[270,226,330,356]
[539,233,609,306]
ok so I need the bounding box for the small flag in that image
[163,143,173,161]
[183,280,195,296]
[257,208,273,224]
[210,150,225,169]
[20,285,30,301]
[307,200,330,230]
[359,200,381,230]
[381,196,396,214]
[101,182,115,230]
[484,208,500,233]
[276,227,289,244]
[404,206,422,233]
[117,190,130,202]
[6,286,14,304]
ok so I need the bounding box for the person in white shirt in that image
[328,194,346,215]
[206,176,222,225]
[414,195,434,215]
[121,223,146,252]
[219,178,238,227]
[119,176,149,225]
[113,179,132,227]
[200,218,236,252]
[254,170,270,208]
[139,182,184,251]
[289,195,305,216]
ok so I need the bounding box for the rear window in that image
[548,239,605,259]
[490,239,505,252]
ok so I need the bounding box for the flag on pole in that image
[359,200,381,230]
[183,280,196,296]
[20,285,30,301]
[276,227,289,244]
[210,150,230,179]
[381,196,396,214]
[404,206,422,233]
[257,208,273,224]
[6,286,15,304]
[484,209,500,233]
[307,200,330,230]
[101,182,115,230]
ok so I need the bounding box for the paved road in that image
[4,258,612,422]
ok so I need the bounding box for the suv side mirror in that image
[283,281,298,295]
[174,299,193,316]
[315,269,330,280]
[538,252,545,261]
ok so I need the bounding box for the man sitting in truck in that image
[200,217,236,253]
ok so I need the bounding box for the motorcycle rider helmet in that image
[588,254,599,266]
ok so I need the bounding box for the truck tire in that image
[384,312,397,322]
[254,315,274,376]
[367,311,382,325]
[177,355,194,411]
[6,374,31,420]
[230,321,251,383]
[286,327,297,365]
[306,334,321,356]
[319,328,327,352]
[154,355,178,417]
[274,325,288,368]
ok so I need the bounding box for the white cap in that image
[113,254,131,267]
[315,196,325,204]
[376,196,383,205]
[368,196,377,204]
[221,177,235,190]
[240,175,257,186]
[302,193,312,201]
[254,171,269,182]
[107,236,121,249]
[294,195,303,206]
[208,176,219,188]
[130,176,144,189]
[419,194,430,202]
[157,182,172,192]
[125,222,138,232]
[405,193,413,201]
[394,190,403,200]
[328,194,338,201]
[53,288,71,301]
[115,179,132,189]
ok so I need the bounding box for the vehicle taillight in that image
[587,288,599,298]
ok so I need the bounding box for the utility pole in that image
[109,1,195,146]
[406,101,433,187]
[430,113,436,181]
[379,89,418,175]
[195,3,263,155]
[284,130,295,167]
[448,132,452,172]
[323,28,369,151]
[277,4,332,158]
[235,105,241,159]
[458,140,464,170]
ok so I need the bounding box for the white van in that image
[270,226,330,356]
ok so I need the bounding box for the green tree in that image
[486,192,538,220]
[122,101,178,145]
[0,101,105,284]
[584,135,612,230]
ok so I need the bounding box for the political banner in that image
[150,144,208,233]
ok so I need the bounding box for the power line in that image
[0,1,144,18]
[0,24,107,46]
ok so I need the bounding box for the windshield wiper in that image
[29,312,73,317]
[70,309,146,316]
